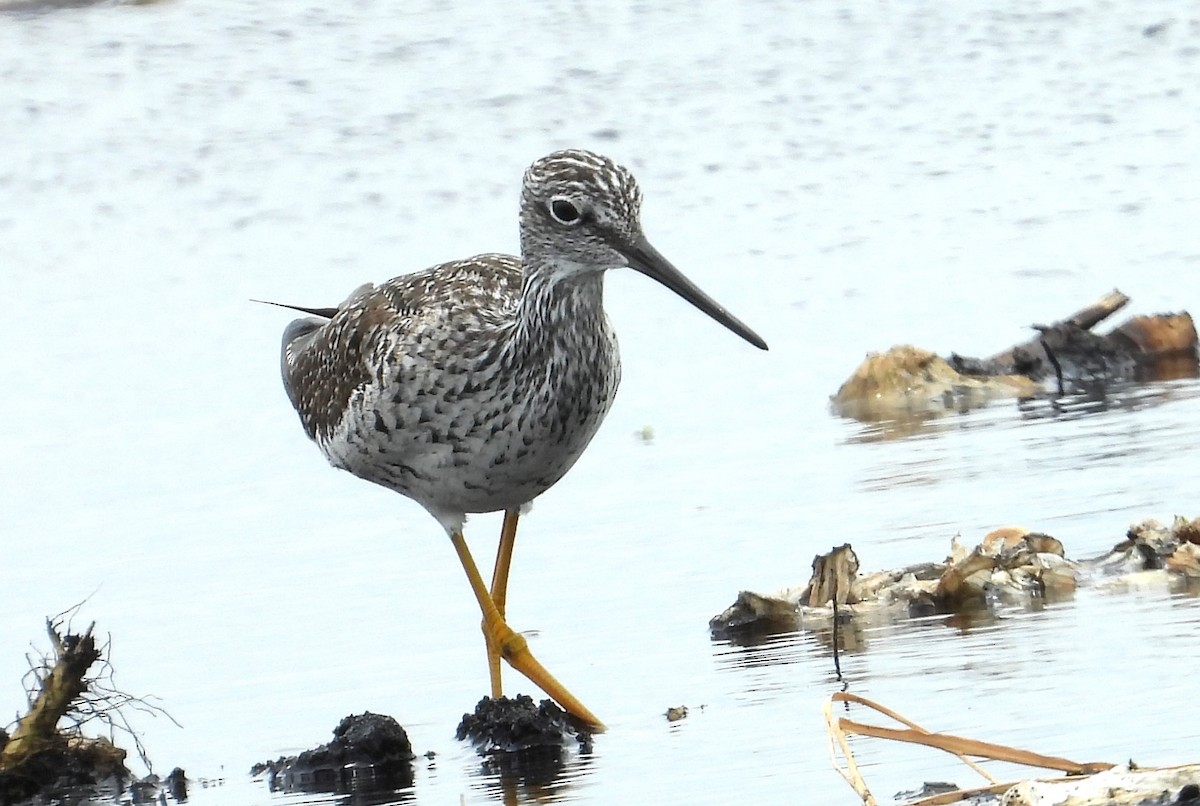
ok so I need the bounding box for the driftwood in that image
[935,530,1071,608]
[709,516,1200,635]
[805,544,861,607]
[833,290,1199,423]
[0,616,182,803]
[831,346,1038,421]
[0,621,129,803]
[0,622,106,771]
[978,288,1133,371]
[955,289,1198,386]
[709,529,1073,633]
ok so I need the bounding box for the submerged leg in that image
[451,529,605,731]
[485,509,521,697]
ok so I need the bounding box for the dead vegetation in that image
[0,608,179,804]
[832,290,1199,425]
[711,516,1200,635]
[825,691,1200,805]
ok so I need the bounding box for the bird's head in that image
[519,148,644,277]
[518,149,768,350]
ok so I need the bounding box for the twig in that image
[825,692,1115,804]
[831,578,843,684]
[1038,334,1066,397]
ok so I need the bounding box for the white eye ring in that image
[548,197,582,225]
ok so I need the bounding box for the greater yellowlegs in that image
[276,149,768,729]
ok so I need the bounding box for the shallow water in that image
[2,0,1200,803]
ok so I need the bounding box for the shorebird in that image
[275,149,767,730]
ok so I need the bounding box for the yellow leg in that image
[485,509,520,696]
[451,529,605,731]
[491,509,520,615]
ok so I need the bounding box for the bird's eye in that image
[549,198,582,225]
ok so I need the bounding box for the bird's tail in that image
[251,299,339,319]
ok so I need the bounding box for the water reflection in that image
[712,625,811,663]
[254,745,595,806]
[462,750,594,806]
[841,378,1200,506]
[0,0,131,17]
[711,599,1063,684]
[840,377,1200,444]
[840,408,967,444]
[6,0,1200,801]
[260,767,415,805]
[259,785,414,806]
[1016,377,1200,423]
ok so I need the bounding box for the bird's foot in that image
[480,615,606,732]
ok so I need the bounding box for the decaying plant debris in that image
[831,290,1199,422]
[0,612,181,804]
[710,516,1200,634]
[710,517,1200,804]
[827,691,1200,805]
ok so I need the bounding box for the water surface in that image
[2,0,1199,803]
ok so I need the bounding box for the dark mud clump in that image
[457,695,592,783]
[457,694,591,753]
[0,732,128,805]
[252,712,415,794]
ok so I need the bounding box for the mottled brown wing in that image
[280,254,524,443]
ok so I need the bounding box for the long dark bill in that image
[621,236,768,351]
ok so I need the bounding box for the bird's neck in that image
[511,263,609,356]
